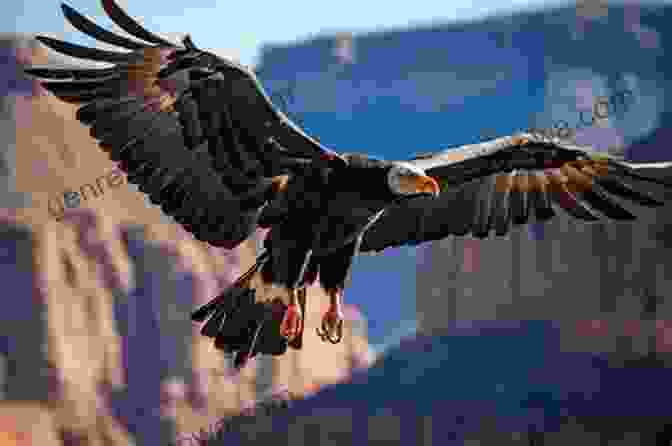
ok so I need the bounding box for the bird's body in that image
[28,0,672,368]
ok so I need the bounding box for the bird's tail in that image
[191,251,290,368]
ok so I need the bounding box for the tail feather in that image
[191,252,289,368]
[200,287,253,338]
[191,252,270,322]
[191,292,225,322]
[192,285,249,324]
[200,305,227,338]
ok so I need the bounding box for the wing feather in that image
[580,184,636,220]
[595,174,664,206]
[61,2,147,50]
[472,174,495,238]
[100,0,176,46]
[549,182,601,221]
[361,134,672,253]
[21,66,118,80]
[528,172,555,221]
[491,172,514,236]
[35,35,138,63]
[27,0,345,249]
[510,171,531,225]
[453,180,481,236]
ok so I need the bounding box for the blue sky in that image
[8,0,573,67]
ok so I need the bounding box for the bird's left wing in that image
[360,133,672,253]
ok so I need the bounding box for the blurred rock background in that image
[3,1,672,444]
[0,34,372,446]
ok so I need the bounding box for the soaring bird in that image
[27,0,672,368]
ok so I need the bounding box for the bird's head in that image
[387,162,440,198]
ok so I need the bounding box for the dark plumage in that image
[28,0,672,368]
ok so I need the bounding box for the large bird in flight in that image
[28,0,672,368]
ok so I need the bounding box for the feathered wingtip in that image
[99,0,176,47]
[182,34,198,51]
[34,35,141,63]
[612,159,672,189]
[595,174,666,207]
[31,0,180,65]
[60,2,146,50]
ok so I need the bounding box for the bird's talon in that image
[318,309,344,344]
[328,319,343,344]
[280,302,302,341]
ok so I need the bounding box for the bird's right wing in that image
[26,0,346,249]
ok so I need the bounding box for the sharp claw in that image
[317,309,344,344]
[331,319,344,344]
[327,319,343,344]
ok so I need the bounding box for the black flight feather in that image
[492,173,513,236]
[550,185,600,221]
[528,188,555,221]
[61,2,147,50]
[595,174,665,206]
[579,184,636,220]
[101,0,176,47]
[472,174,495,237]
[23,66,118,80]
[200,305,229,337]
[35,35,139,63]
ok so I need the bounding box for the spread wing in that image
[361,133,672,253]
[26,0,346,249]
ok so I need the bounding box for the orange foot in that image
[317,305,344,344]
[280,301,303,342]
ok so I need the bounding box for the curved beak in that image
[416,175,441,197]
